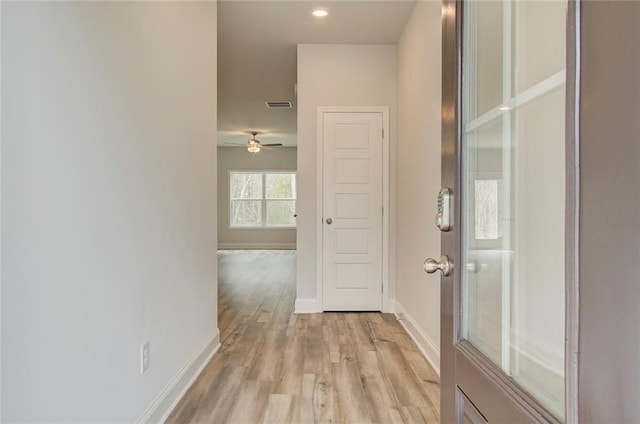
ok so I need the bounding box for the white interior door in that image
[321,111,384,311]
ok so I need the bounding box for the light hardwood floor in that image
[166,250,440,424]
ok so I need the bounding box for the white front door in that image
[321,111,384,311]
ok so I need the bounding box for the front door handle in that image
[326,218,333,225]
[423,255,453,276]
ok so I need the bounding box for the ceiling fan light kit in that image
[223,131,284,153]
[247,133,261,153]
[247,131,261,153]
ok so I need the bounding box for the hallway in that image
[167,250,440,423]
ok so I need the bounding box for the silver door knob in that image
[326,218,333,224]
[423,255,453,276]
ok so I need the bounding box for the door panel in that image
[455,346,534,422]
[322,112,383,311]
[439,0,570,421]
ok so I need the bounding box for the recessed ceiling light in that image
[312,8,329,18]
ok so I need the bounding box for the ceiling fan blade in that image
[224,142,247,146]
[260,143,284,147]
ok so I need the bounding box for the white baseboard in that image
[394,300,440,376]
[294,298,318,313]
[136,329,221,424]
[217,242,296,250]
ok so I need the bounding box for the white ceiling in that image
[217,0,417,147]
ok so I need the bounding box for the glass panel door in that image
[461,0,566,419]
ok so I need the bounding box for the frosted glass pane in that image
[462,118,505,366]
[266,173,296,199]
[466,0,504,119]
[231,200,261,227]
[511,87,565,417]
[230,173,262,199]
[266,200,295,227]
[514,0,566,94]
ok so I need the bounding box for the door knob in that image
[423,255,453,276]
[326,218,333,225]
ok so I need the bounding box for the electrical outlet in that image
[141,341,150,374]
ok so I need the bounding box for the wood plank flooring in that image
[166,250,440,424]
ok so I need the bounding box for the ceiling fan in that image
[224,131,283,153]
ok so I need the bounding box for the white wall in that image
[296,44,397,312]
[218,147,297,249]
[1,2,218,422]
[395,1,443,372]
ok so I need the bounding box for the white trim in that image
[0,2,3,417]
[294,298,318,314]
[394,300,440,376]
[136,329,221,424]
[385,298,396,314]
[381,108,391,313]
[316,106,391,313]
[217,242,296,250]
[316,109,324,312]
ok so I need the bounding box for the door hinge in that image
[382,128,384,140]
[382,206,384,217]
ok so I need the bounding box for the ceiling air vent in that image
[265,100,293,109]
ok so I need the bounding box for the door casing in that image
[315,106,391,312]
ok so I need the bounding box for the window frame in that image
[228,170,297,229]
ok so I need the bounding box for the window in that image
[474,179,500,240]
[230,171,296,228]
